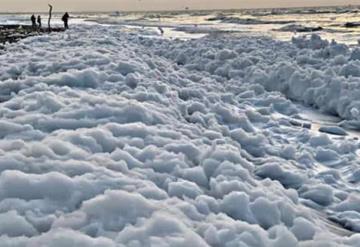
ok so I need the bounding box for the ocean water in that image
[1,5,360,44]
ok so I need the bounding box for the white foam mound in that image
[154,33,360,128]
[0,25,359,246]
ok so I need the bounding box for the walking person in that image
[62,12,70,29]
[37,15,42,29]
[31,14,36,28]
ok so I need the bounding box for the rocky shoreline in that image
[0,25,64,47]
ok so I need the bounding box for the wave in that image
[207,15,294,25]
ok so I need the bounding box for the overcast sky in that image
[0,0,359,12]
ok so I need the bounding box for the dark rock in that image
[344,22,360,28]
[0,25,65,47]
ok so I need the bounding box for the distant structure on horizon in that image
[110,11,121,17]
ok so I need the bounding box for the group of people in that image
[30,12,70,29]
[30,15,42,28]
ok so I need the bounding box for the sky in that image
[0,0,359,12]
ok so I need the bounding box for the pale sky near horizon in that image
[0,0,359,12]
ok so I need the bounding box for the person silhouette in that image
[37,15,42,29]
[62,12,70,29]
[158,26,164,35]
[31,14,36,28]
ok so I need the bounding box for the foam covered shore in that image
[0,25,359,246]
[154,33,360,128]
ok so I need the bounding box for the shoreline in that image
[0,24,64,47]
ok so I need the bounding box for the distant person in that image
[31,14,36,28]
[62,12,70,29]
[37,15,42,29]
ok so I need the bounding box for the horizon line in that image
[0,3,358,14]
